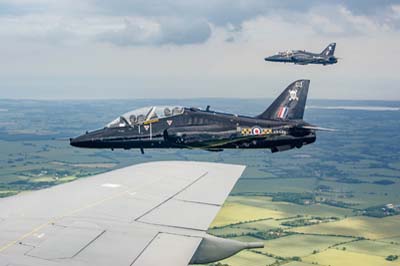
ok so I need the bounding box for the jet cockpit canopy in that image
[278,50,293,56]
[106,106,184,128]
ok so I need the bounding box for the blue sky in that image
[1,0,400,100]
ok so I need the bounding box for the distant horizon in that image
[1,97,400,102]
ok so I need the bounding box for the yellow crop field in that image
[58,175,77,182]
[262,234,351,257]
[283,262,315,266]
[31,176,56,182]
[291,215,400,239]
[335,240,400,257]
[219,250,276,266]
[303,249,400,266]
[380,236,400,245]
[211,201,285,227]
[229,196,353,218]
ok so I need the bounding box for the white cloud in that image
[0,1,400,100]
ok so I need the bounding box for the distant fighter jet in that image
[70,80,332,154]
[265,43,338,65]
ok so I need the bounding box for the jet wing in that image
[0,161,245,266]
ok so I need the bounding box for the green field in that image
[1,99,400,266]
[291,215,400,239]
[230,234,351,258]
[262,234,351,257]
[219,250,277,266]
[209,197,400,266]
[303,249,400,266]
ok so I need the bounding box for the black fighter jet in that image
[265,43,338,65]
[70,80,331,153]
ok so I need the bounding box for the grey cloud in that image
[95,19,158,46]
[342,0,400,15]
[29,27,79,45]
[279,5,383,37]
[157,18,211,45]
[92,0,400,25]
[93,0,309,26]
[322,5,400,36]
[0,3,40,15]
[2,0,400,46]
[90,0,400,44]
[0,3,24,15]
[96,17,211,46]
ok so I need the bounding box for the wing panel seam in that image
[130,232,159,266]
[174,198,221,207]
[135,220,205,232]
[134,171,208,222]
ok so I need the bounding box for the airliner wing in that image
[0,161,245,266]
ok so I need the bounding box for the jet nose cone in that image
[265,55,278,62]
[70,129,107,148]
[69,136,83,147]
[70,133,94,148]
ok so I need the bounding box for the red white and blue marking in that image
[251,126,262,135]
[277,106,288,119]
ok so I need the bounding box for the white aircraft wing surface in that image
[0,161,247,266]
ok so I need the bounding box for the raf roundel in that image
[251,127,262,135]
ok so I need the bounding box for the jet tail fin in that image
[257,80,310,120]
[321,43,336,56]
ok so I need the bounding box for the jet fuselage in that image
[71,79,323,153]
[265,51,337,65]
[265,43,338,65]
[70,108,316,153]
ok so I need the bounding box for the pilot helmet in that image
[164,107,171,116]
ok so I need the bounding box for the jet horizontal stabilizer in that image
[300,125,336,132]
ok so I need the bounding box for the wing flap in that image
[136,163,245,230]
[131,233,201,266]
[175,164,244,205]
[137,199,220,230]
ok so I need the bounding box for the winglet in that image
[190,235,264,264]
